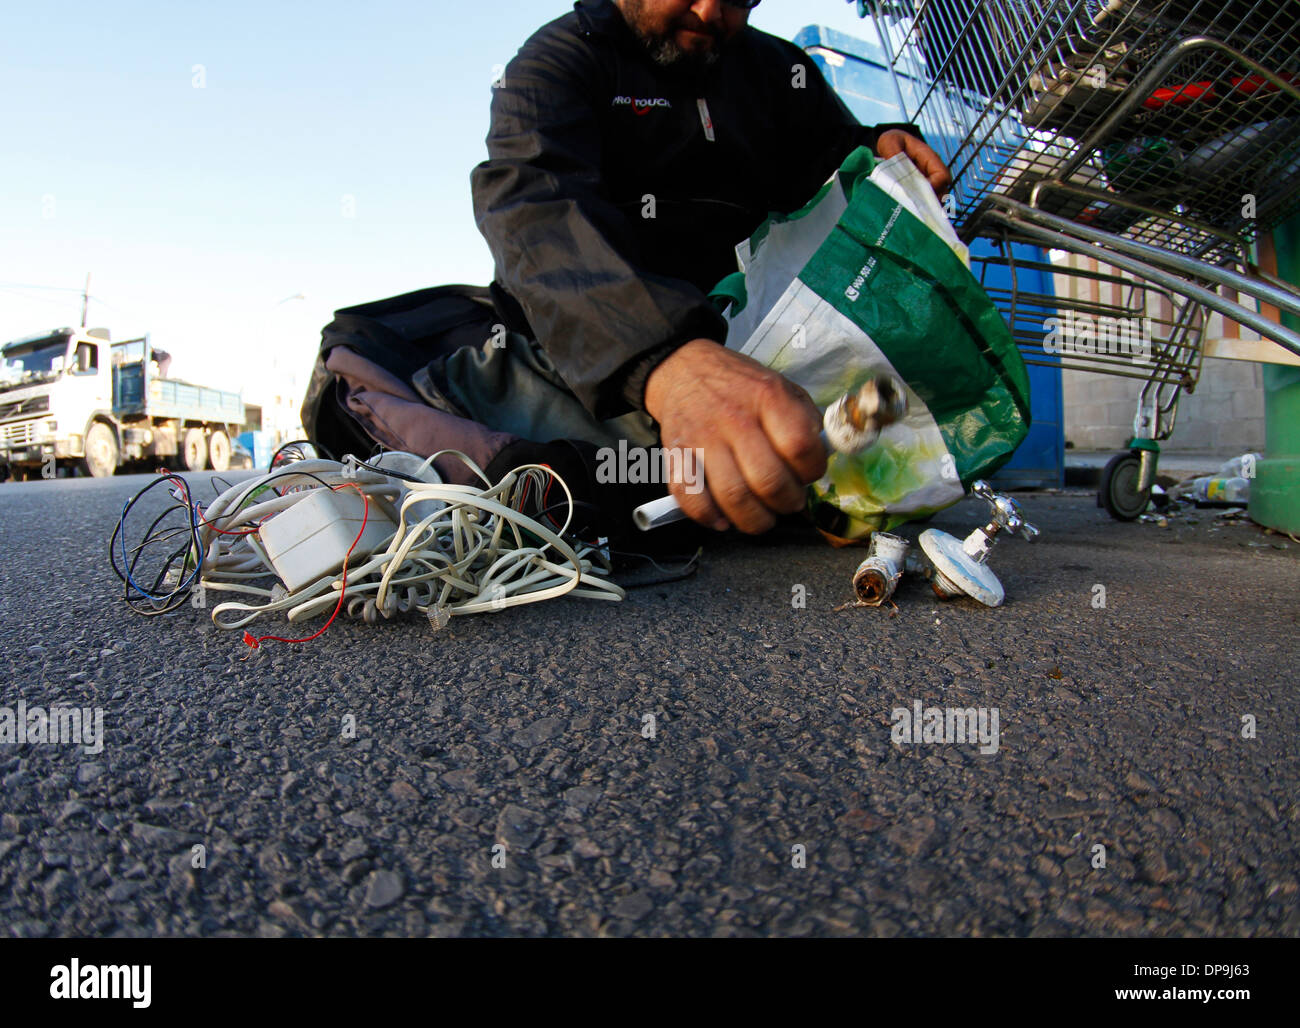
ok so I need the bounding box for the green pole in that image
[1249,215,1300,533]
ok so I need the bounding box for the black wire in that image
[208,467,336,518]
[110,467,335,619]
[129,501,202,586]
[532,498,606,539]
[147,540,194,602]
[350,456,425,484]
[532,497,704,585]
[243,468,334,495]
[124,522,192,557]
[109,474,196,584]
[609,546,704,587]
[201,466,336,531]
[119,503,187,568]
[270,439,312,466]
[108,473,206,616]
[126,511,189,586]
[269,438,334,468]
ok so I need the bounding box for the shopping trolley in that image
[856,0,1300,517]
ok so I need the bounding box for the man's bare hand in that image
[644,339,827,534]
[875,128,953,197]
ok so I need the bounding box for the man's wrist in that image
[644,338,722,420]
[644,345,682,422]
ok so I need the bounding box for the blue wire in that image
[119,474,205,601]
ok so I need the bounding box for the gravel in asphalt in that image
[0,473,1296,936]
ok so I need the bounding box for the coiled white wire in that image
[196,451,623,631]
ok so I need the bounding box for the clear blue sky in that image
[0,1,881,399]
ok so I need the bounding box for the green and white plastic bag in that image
[711,147,1031,541]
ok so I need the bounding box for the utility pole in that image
[80,272,91,328]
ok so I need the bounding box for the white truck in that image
[0,327,245,479]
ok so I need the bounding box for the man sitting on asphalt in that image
[308,0,950,538]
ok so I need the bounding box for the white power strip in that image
[259,486,396,592]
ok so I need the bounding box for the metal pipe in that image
[1027,179,1246,253]
[982,210,1300,356]
[989,195,1300,321]
[851,531,910,606]
[1053,35,1300,184]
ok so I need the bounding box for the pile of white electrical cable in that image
[114,450,623,648]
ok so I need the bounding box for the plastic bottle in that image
[1217,452,1263,479]
[1188,476,1250,504]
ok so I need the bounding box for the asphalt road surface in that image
[1,472,1297,937]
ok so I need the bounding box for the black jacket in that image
[471,0,918,420]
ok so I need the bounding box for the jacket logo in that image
[612,95,672,115]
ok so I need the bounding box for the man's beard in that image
[620,0,724,68]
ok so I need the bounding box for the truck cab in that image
[0,327,120,478]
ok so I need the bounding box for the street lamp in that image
[266,293,309,446]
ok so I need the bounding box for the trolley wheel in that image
[1099,451,1150,521]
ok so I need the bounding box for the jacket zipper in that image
[696,98,715,142]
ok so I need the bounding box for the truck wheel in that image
[182,428,208,472]
[83,422,119,478]
[207,430,231,472]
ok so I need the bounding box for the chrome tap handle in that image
[970,480,1039,543]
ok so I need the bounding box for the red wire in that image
[198,514,262,537]
[199,507,279,536]
[541,468,561,528]
[512,464,561,527]
[243,483,369,649]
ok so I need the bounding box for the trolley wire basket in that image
[858,0,1300,516]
